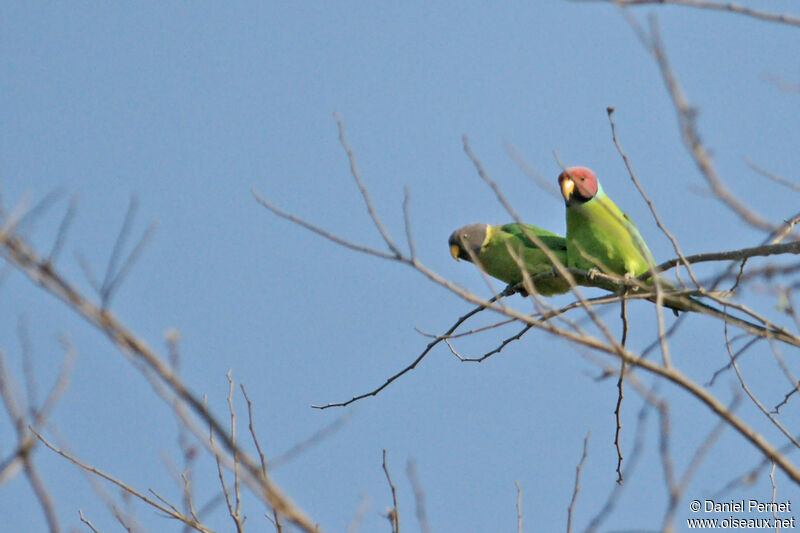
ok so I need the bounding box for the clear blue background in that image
[2,2,799,531]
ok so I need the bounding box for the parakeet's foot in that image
[587,267,601,281]
[623,272,636,290]
[504,283,528,298]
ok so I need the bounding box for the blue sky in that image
[2,2,800,531]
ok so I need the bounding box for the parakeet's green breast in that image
[565,194,654,276]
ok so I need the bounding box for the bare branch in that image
[663,395,733,530]
[0,232,320,532]
[100,196,137,306]
[651,241,800,274]
[220,371,244,533]
[406,459,430,533]
[606,106,701,289]
[745,157,800,193]
[646,16,776,231]
[724,324,800,449]
[18,315,37,416]
[102,220,157,309]
[505,141,561,199]
[585,394,653,531]
[382,450,399,533]
[79,510,101,533]
[567,431,590,533]
[312,292,510,409]
[47,195,77,265]
[346,496,370,533]
[24,459,60,533]
[241,384,268,478]
[32,428,214,533]
[252,189,396,261]
[614,299,628,484]
[268,410,351,468]
[402,186,416,261]
[334,113,402,258]
[445,321,533,363]
[574,0,800,27]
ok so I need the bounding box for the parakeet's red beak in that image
[559,175,575,203]
[450,244,461,260]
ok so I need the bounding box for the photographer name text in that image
[703,499,791,513]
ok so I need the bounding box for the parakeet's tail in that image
[650,291,800,348]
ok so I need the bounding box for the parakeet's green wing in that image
[501,223,568,256]
[479,223,569,295]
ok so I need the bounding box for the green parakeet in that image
[558,166,691,312]
[448,222,569,296]
[558,166,654,276]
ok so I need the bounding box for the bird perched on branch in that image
[558,166,655,277]
[448,222,570,296]
[557,165,693,313]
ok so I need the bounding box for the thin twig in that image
[745,157,800,193]
[269,411,351,468]
[651,241,800,274]
[615,298,628,484]
[647,16,775,232]
[576,0,800,27]
[79,510,101,533]
[33,428,213,533]
[724,323,800,449]
[607,106,700,289]
[47,196,77,265]
[346,495,371,533]
[585,392,653,531]
[334,113,402,258]
[567,431,590,533]
[402,186,416,260]
[406,459,430,533]
[241,384,268,478]
[455,324,533,363]
[0,232,320,532]
[382,450,399,533]
[312,294,507,408]
[505,141,561,198]
[100,196,138,306]
[252,189,396,261]
[222,371,244,533]
[662,395,734,530]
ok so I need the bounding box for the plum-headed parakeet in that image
[558,166,694,313]
[558,166,654,276]
[448,222,570,296]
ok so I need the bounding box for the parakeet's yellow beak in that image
[560,176,575,202]
[450,243,461,260]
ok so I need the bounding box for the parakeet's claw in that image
[504,283,527,297]
[587,267,601,281]
[623,272,635,289]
